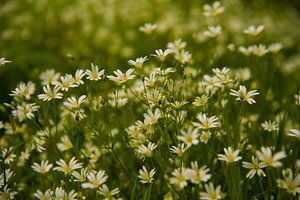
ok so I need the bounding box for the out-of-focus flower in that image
[204,25,222,38]
[261,120,278,132]
[243,25,264,37]
[0,57,12,66]
[203,1,225,17]
[139,23,157,34]
[256,147,286,167]
[277,168,300,195]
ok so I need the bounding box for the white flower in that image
[200,131,212,144]
[0,57,12,66]
[98,184,120,199]
[31,160,53,174]
[193,95,209,107]
[256,147,286,167]
[261,120,278,132]
[12,103,39,122]
[38,85,63,101]
[1,147,16,164]
[178,126,199,146]
[54,74,76,91]
[288,129,300,140]
[34,189,53,200]
[243,25,264,37]
[192,113,219,129]
[139,23,157,34]
[39,69,60,85]
[72,168,89,182]
[170,143,188,157]
[143,109,161,125]
[204,26,222,38]
[242,156,267,179]
[251,44,268,57]
[151,49,172,61]
[212,67,233,84]
[167,39,186,53]
[174,50,192,64]
[218,147,242,163]
[73,69,86,85]
[230,85,259,104]
[107,68,135,84]
[203,1,225,17]
[0,186,18,199]
[10,81,36,100]
[169,168,190,189]
[57,135,73,151]
[72,168,88,182]
[82,170,108,189]
[277,168,300,195]
[63,95,86,110]
[54,187,78,200]
[199,182,222,200]
[202,75,221,92]
[54,157,83,174]
[85,63,105,81]
[144,73,158,88]
[136,142,157,159]
[187,162,211,184]
[238,46,253,56]
[128,56,148,68]
[269,43,282,53]
[138,166,156,184]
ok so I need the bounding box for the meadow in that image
[0,0,300,199]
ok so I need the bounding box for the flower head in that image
[139,23,157,34]
[288,129,300,140]
[151,49,172,61]
[242,156,267,179]
[203,1,225,17]
[230,85,259,104]
[187,162,211,184]
[178,126,199,146]
[85,63,105,81]
[256,147,286,167]
[218,147,242,164]
[0,57,12,66]
[31,160,53,174]
[204,26,222,38]
[138,166,156,184]
[261,120,278,132]
[170,168,190,189]
[82,170,108,189]
[107,68,135,84]
[243,25,264,37]
[192,113,219,129]
[128,56,148,68]
[277,168,300,195]
[38,85,63,101]
[54,157,82,174]
[199,182,222,200]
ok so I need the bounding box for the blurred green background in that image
[1,0,300,102]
